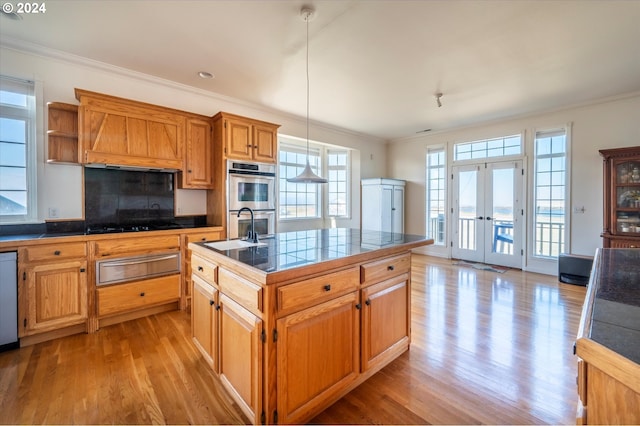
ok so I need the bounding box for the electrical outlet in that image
[48,207,59,218]
[573,206,585,214]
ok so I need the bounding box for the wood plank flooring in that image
[0,255,587,424]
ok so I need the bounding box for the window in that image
[533,129,567,258]
[454,135,521,161]
[327,149,349,217]
[426,147,445,245]
[0,76,36,222]
[278,139,350,220]
[279,143,322,219]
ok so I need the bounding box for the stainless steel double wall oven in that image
[227,160,276,239]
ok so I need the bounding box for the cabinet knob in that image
[201,237,206,241]
[188,169,192,173]
[215,304,221,311]
[80,268,86,273]
[365,299,371,306]
[54,250,61,256]
[355,303,362,310]
[198,266,204,271]
[209,300,215,306]
[323,284,331,292]
[140,292,145,297]
[387,265,395,271]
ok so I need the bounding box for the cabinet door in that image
[181,117,213,188]
[392,185,405,234]
[381,185,393,232]
[192,275,218,371]
[361,273,410,372]
[224,117,253,161]
[276,291,360,424]
[218,294,262,423]
[22,260,88,336]
[252,123,277,163]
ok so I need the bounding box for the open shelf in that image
[47,102,79,164]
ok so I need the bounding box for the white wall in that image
[388,93,640,266]
[0,44,386,226]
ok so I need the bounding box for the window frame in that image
[426,146,446,246]
[278,137,351,222]
[0,76,38,224]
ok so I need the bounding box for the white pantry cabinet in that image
[361,178,405,236]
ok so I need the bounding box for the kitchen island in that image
[188,228,432,424]
[575,248,640,424]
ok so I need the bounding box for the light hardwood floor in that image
[0,255,586,424]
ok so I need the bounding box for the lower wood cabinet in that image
[276,291,360,424]
[191,275,219,371]
[97,274,180,317]
[361,273,410,372]
[219,293,263,423]
[20,259,88,336]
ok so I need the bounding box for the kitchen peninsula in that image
[575,248,640,424]
[188,228,432,424]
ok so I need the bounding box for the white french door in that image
[451,161,523,268]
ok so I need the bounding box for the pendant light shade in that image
[287,7,328,184]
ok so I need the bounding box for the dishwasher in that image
[0,251,18,352]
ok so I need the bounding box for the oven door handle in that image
[100,254,178,267]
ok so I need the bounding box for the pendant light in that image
[287,6,328,184]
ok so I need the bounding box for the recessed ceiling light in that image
[198,71,214,79]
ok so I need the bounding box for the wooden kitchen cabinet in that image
[219,293,263,423]
[276,291,360,424]
[47,102,79,164]
[97,274,180,317]
[75,89,184,170]
[192,275,219,371]
[18,243,88,338]
[600,146,640,248]
[179,116,214,189]
[181,230,223,310]
[212,112,279,164]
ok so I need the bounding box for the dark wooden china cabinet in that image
[600,146,640,248]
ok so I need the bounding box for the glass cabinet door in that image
[615,160,640,234]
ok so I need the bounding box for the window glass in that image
[454,134,522,161]
[426,147,446,245]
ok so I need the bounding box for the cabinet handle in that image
[365,299,371,306]
[198,266,204,271]
[188,169,192,173]
[80,268,86,273]
[209,300,214,306]
[323,284,331,291]
[355,303,361,310]
[387,265,395,271]
[201,237,206,241]
[215,304,221,311]
[140,292,145,297]
[54,250,61,256]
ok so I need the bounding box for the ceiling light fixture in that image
[287,6,327,184]
[435,93,443,108]
[198,71,214,79]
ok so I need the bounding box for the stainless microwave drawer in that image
[96,251,181,286]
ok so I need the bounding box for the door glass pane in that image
[492,168,514,255]
[458,170,477,250]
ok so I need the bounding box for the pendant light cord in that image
[305,12,310,159]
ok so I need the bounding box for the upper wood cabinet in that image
[75,89,184,170]
[179,116,214,189]
[212,112,279,164]
[600,146,640,248]
[47,102,79,164]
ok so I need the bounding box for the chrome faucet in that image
[237,207,259,243]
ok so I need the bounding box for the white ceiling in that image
[2,0,640,140]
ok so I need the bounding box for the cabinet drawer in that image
[94,235,180,257]
[361,253,411,285]
[218,268,263,315]
[277,267,359,314]
[185,231,224,244]
[192,253,217,284]
[97,274,180,316]
[609,238,640,248]
[23,242,87,262]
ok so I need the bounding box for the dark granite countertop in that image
[589,248,640,364]
[193,228,431,274]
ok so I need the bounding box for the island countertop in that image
[189,228,433,285]
[586,248,640,364]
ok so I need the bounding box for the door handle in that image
[476,216,484,220]
[486,216,493,220]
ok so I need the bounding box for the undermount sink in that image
[205,239,267,251]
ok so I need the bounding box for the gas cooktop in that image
[86,223,185,234]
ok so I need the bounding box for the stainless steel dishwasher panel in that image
[97,252,181,286]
